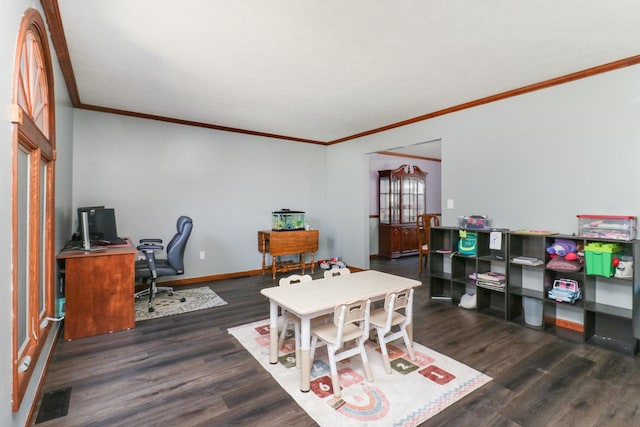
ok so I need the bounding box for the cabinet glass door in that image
[390,176,400,223]
[379,176,389,223]
[402,177,418,223]
[417,178,425,214]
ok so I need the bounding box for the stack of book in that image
[511,256,544,266]
[475,271,506,291]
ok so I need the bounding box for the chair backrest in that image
[332,299,370,347]
[166,216,193,274]
[324,268,351,278]
[381,288,414,332]
[417,214,440,248]
[279,274,312,286]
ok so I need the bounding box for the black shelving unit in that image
[429,226,640,356]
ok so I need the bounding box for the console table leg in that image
[272,256,277,281]
[311,252,315,274]
[299,253,304,274]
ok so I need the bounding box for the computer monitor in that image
[76,206,105,236]
[77,209,105,252]
[91,208,119,243]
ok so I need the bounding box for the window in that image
[11,8,56,412]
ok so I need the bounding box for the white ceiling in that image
[56,0,640,154]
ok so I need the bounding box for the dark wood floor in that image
[31,257,640,426]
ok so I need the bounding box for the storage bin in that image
[577,215,637,241]
[458,215,492,230]
[584,242,623,277]
[523,296,543,327]
[272,209,305,231]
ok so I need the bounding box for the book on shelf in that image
[476,280,506,291]
[510,256,544,266]
[476,271,505,282]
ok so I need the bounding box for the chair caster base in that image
[148,307,155,313]
[179,297,186,302]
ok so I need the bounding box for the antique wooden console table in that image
[258,230,319,280]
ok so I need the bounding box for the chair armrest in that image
[137,246,161,279]
[140,238,162,244]
[137,243,163,252]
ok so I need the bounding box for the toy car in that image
[548,279,581,304]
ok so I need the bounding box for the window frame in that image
[11,8,56,412]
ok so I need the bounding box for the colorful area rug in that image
[135,286,227,321]
[229,319,491,426]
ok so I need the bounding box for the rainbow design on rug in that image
[331,384,389,421]
[229,319,492,427]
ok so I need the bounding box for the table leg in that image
[299,316,311,392]
[269,300,279,364]
[261,238,266,275]
[272,256,277,281]
[299,253,305,274]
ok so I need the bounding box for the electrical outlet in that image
[447,199,454,209]
[199,251,206,260]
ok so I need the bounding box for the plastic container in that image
[458,215,492,230]
[577,215,637,241]
[523,296,543,327]
[272,209,305,231]
[584,242,623,277]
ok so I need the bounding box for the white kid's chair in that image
[277,274,312,366]
[369,287,416,374]
[323,267,351,278]
[310,298,374,398]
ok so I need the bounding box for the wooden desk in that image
[260,270,421,391]
[258,230,319,280]
[57,241,137,340]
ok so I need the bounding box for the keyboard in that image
[101,237,128,246]
[65,237,128,249]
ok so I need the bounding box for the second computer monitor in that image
[91,208,119,243]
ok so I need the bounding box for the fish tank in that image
[272,209,305,231]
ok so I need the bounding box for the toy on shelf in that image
[319,257,346,270]
[548,278,582,304]
[546,238,577,257]
[546,238,584,272]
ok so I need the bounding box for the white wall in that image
[72,110,328,277]
[73,65,639,273]
[1,1,74,425]
[327,64,640,269]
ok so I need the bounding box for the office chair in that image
[135,215,193,312]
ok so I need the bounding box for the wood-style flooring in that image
[30,257,640,426]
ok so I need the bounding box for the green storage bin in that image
[584,242,623,277]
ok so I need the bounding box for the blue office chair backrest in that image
[166,216,193,274]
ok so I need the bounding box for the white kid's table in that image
[260,270,421,392]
